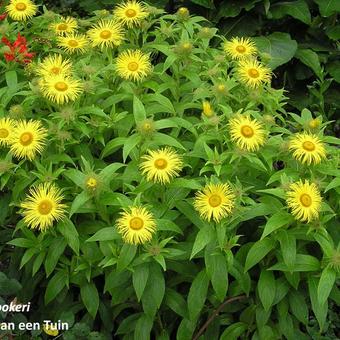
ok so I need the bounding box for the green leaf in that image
[156,219,183,234]
[44,238,67,277]
[19,248,37,269]
[123,134,141,162]
[190,225,213,259]
[152,132,186,150]
[86,227,120,242]
[289,291,308,325]
[253,32,298,69]
[81,283,99,318]
[45,271,68,304]
[134,314,153,340]
[7,238,36,248]
[57,219,79,255]
[101,137,126,158]
[314,0,340,16]
[220,322,248,340]
[258,270,276,311]
[133,95,146,123]
[244,238,275,272]
[261,212,293,239]
[165,288,188,318]
[277,231,296,270]
[5,70,17,89]
[325,177,340,192]
[269,254,320,272]
[133,263,150,302]
[70,191,92,217]
[187,269,209,320]
[270,0,311,24]
[295,49,322,78]
[117,244,137,272]
[191,0,215,9]
[317,267,336,305]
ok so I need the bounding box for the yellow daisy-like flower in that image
[289,132,326,165]
[87,20,124,49]
[202,101,214,118]
[115,206,156,245]
[237,59,271,88]
[57,34,88,54]
[229,116,266,151]
[36,54,72,78]
[194,183,235,222]
[21,183,67,231]
[113,0,149,27]
[50,17,77,36]
[286,180,322,223]
[40,75,83,105]
[223,37,257,60]
[5,0,37,21]
[116,49,152,81]
[139,147,183,184]
[9,120,47,160]
[42,324,59,337]
[0,118,16,147]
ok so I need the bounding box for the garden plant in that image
[0,0,339,339]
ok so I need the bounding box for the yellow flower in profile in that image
[237,59,271,88]
[116,49,152,81]
[36,54,72,78]
[229,115,266,151]
[286,180,322,223]
[57,34,88,54]
[289,132,326,165]
[40,75,83,105]
[202,101,214,118]
[6,0,37,21]
[42,324,59,336]
[21,183,67,231]
[194,183,235,222]
[139,147,183,184]
[9,120,47,160]
[113,0,148,27]
[87,20,124,49]
[50,17,77,36]
[0,118,15,147]
[223,37,257,60]
[116,206,156,245]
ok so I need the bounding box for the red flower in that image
[1,33,34,64]
[0,13,7,21]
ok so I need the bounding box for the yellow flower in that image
[194,183,235,222]
[87,20,124,49]
[40,75,83,105]
[289,132,326,165]
[6,0,37,21]
[42,324,59,336]
[237,59,271,88]
[57,34,88,54]
[36,54,72,78]
[177,7,190,20]
[286,180,322,223]
[116,206,156,245]
[223,37,257,60]
[9,120,47,160]
[308,118,321,130]
[116,49,152,81]
[21,183,66,231]
[229,116,266,151]
[113,0,148,27]
[0,118,15,147]
[202,101,214,118]
[86,177,97,189]
[50,17,77,36]
[139,147,183,184]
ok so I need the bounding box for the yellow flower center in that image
[143,123,151,129]
[183,43,192,50]
[127,61,139,71]
[38,199,53,215]
[236,45,246,53]
[300,193,312,207]
[87,177,97,188]
[15,3,27,11]
[240,125,254,138]
[208,194,222,207]
[54,81,68,92]
[0,128,9,139]
[129,217,144,230]
[100,30,112,39]
[68,39,79,47]
[154,158,167,170]
[125,9,137,18]
[57,23,68,31]
[302,141,315,151]
[248,68,260,78]
[51,67,60,75]
[19,132,34,146]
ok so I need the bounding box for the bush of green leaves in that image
[0,2,339,340]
